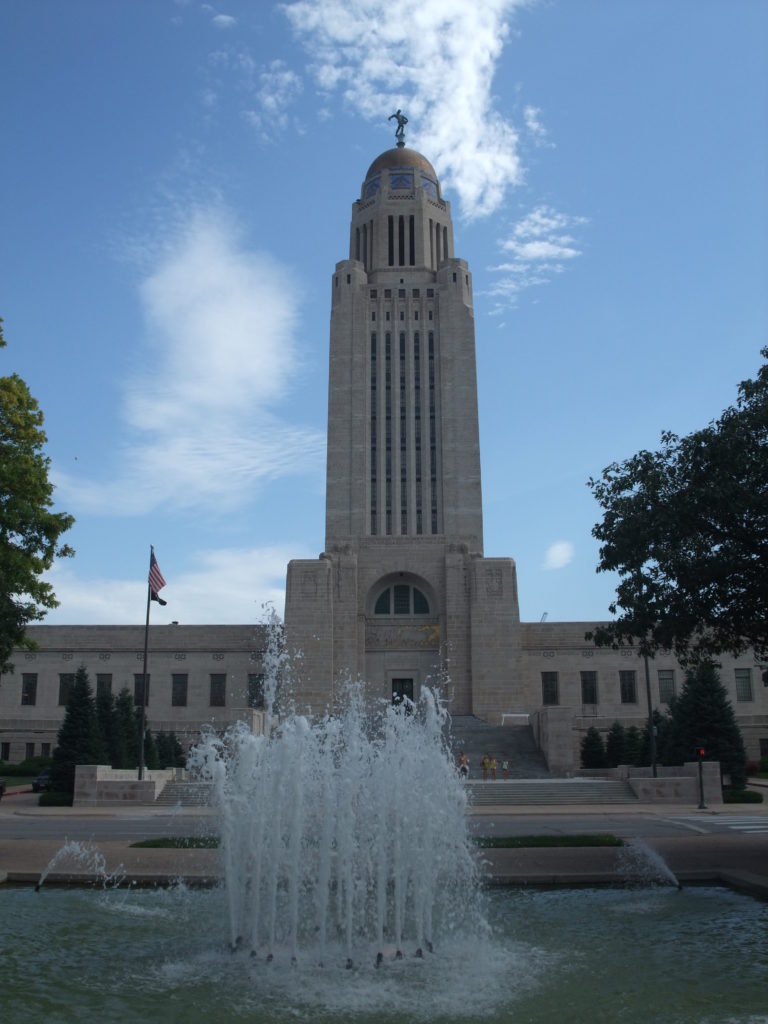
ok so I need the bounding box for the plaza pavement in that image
[1,785,766,898]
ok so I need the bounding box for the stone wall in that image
[74,764,177,806]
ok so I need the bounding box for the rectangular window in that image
[41,743,51,758]
[735,668,753,702]
[541,671,559,706]
[25,743,35,760]
[172,673,188,707]
[21,673,37,706]
[658,669,676,704]
[96,673,112,699]
[580,671,598,705]
[248,673,265,709]
[620,670,637,704]
[210,673,226,707]
[393,584,410,614]
[133,673,150,707]
[58,673,75,706]
[1,742,9,761]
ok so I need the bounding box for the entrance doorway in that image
[392,678,414,706]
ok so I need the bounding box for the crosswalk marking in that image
[666,815,768,835]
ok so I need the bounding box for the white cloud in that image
[282,0,529,219]
[543,541,575,571]
[523,104,551,147]
[487,204,587,310]
[201,4,236,28]
[43,545,305,624]
[243,60,304,139]
[54,209,324,515]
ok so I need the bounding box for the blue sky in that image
[1,0,766,628]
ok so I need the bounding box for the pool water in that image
[1,884,766,1023]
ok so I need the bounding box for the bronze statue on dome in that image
[388,109,408,147]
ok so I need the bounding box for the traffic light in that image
[695,746,706,759]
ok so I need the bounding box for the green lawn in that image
[130,834,625,851]
[0,776,35,790]
[130,837,220,849]
[474,834,624,849]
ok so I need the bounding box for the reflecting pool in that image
[2,884,766,1024]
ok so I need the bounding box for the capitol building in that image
[2,136,766,772]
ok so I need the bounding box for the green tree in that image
[141,718,160,771]
[113,687,139,768]
[623,725,643,767]
[665,662,747,788]
[96,686,119,768]
[51,666,105,794]
[580,726,607,769]
[641,710,672,768]
[0,318,75,672]
[167,732,186,768]
[156,730,186,769]
[605,722,626,768]
[587,349,768,665]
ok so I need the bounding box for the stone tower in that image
[285,134,521,720]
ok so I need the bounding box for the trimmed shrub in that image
[38,790,74,807]
[0,756,53,776]
[605,722,626,768]
[580,726,607,769]
[723,788,763,804]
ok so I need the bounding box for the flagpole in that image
[138,546,153,781]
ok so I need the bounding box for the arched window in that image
[374,584,430,616]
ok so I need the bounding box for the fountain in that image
[6,624,768,1021]
[619,838,682,888]
[188,681,479,967]
[35,839,125,891]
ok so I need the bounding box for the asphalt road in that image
[468,810,768,838]
[3,790,767,842]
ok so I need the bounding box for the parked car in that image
[32,769,52,793]
[0,778,5,800]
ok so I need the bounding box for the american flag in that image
[149,549,167,603]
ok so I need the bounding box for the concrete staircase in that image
[465,778,638,806]
[154,781,213,807]
[447,716,550,780]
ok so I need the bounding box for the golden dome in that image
[364,146,438,182]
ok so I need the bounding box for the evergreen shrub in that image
[38,790,73,807]
[0,756,53,776]
[723,788,763,804]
